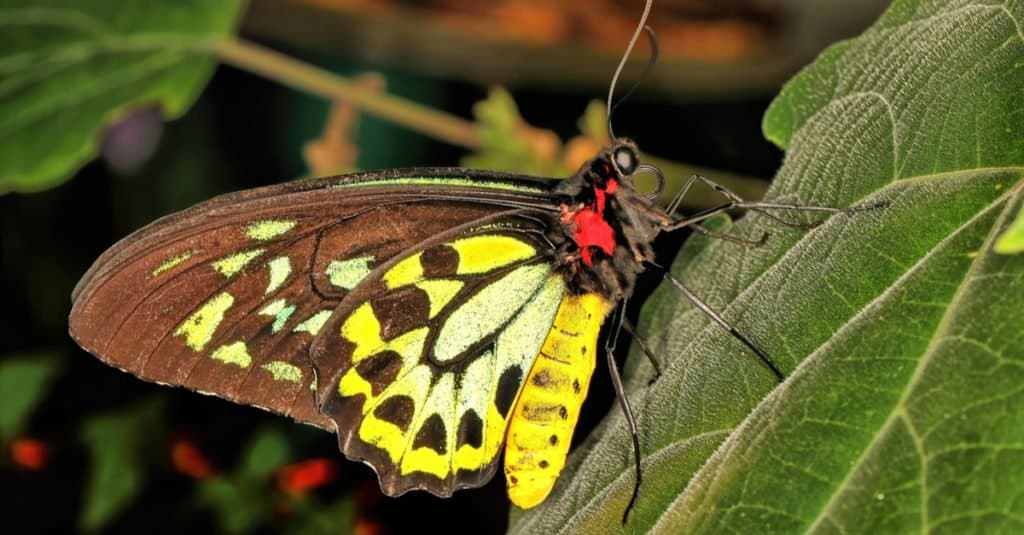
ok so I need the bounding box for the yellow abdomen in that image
[504,292,613,508]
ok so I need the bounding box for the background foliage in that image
[1,0,1021,534]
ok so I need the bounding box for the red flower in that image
[171,437,215,479]
[354,518,385,535]
[9,437,49,470]
[276,458,338,493]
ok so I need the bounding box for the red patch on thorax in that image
[570,179,618,265]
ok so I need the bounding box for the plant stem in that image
[216,37,482,150]
[214,37,770,207]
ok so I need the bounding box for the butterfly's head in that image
[604,138,665,203]
[574,138,640,193]
[610,139,640,179]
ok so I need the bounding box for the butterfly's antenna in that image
[607,0,656,142]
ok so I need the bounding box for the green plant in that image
[512,1,1024,532]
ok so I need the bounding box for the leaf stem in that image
[215,37,482,150]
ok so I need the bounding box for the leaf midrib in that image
[644,173,1017,532]
[797,189,1016,534]
[0,36,221,74]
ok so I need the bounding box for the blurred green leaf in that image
[577,99,607,141]
[460,87,568,177]
[239,426,291,478]
[512,0,1024,533]
[79,396,165,532]
[995,204,1024,254]
[286,496,357,535]
[0,352,62,442]
[0,0,244,194]
[197,426,292,534]
[197,477,272,535]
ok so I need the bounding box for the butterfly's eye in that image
[613,145,638,176]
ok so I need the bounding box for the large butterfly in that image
[68,137,692,508]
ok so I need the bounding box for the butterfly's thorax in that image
[553,141,665,301]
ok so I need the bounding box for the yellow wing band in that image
[504,292,613,509]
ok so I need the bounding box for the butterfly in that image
[69,134,659,505]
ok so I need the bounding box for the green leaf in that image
[460,87,568,177]
[0,0,244,194]
[196,427,292,534]
[510,0,1024,533]
[577,99,608,141]
[79,396,165,532]
[238,426,291,478]
[197,476,274,535]
[0,352,62,442]
[285,497,357,535]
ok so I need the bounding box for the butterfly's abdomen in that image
[503,292,613,508]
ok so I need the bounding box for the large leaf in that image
[510,0,1024,532]
[0,0,244,193]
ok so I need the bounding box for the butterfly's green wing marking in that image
[70,167,619,507]
[69,169,554,429]
[313,215,569,497]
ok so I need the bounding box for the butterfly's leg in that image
[619,318,662,381]
[689,224,769,248]
[663,174,866,232]
[663,272,785,382]
[605,301,643,523]
[664,173,704,215]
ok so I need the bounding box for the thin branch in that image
[216,37,482,150]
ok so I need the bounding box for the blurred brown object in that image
[245,0,889,96]
[303,73,387,175]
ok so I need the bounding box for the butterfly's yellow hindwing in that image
[504,292,613,508]
[324,232,574,496]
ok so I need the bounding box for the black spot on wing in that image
[370,285,430,340]
[456,410,484,449]
[355,351,403,397]
[373,395,415,432]
[412,413,448,454]
[421,244,460,278]
[519,402,570,422]
[494,365,523,418]
[531,368,566,390]
[531,369,554,388]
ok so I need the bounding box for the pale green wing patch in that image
[316,226,567,499]
[245,220,297,241]
[327,256,375,290]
